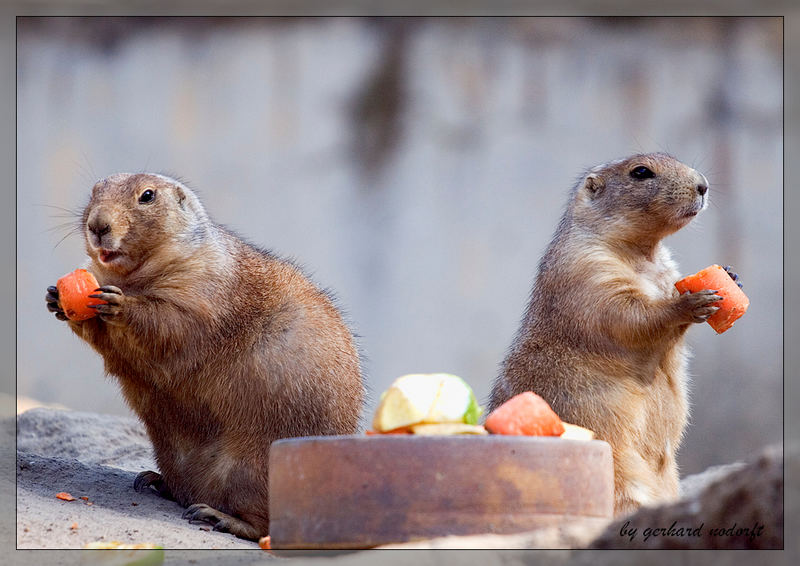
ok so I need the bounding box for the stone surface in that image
[589,444,785,549]
[269,435,613,549]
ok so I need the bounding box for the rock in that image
[378,517,609,549]
[679,461,747,500]
[589,443,785,549]
[14,408,256,550]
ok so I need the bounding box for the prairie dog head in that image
[83,173,209,276]
[572,153,709,244]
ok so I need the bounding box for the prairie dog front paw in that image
[88,285,126,325]
[677,289,723,324]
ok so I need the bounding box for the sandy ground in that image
[14,407,261,551]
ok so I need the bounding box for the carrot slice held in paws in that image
[56,269,106,321]
[675,264,749,334]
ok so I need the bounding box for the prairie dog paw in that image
[45,285,68,321]
[182,504,262,540]
[723,265,744,289]
[88,285,126,324]
[134,470,175,501]
[678,289,722,323]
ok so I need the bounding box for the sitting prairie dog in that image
[489,153,740,516]
[45,173,364,540]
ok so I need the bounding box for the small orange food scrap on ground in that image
[56,492,76,501]
[56,269,106,321]
[70,522,79,530]
[485,392,565,436]
[80,496,89,501]
[258,535,272,550]
[675,264,750,334]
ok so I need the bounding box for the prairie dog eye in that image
[630,166,655,180]
[138,188,156,204]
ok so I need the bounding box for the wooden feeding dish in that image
[268,435,613,549]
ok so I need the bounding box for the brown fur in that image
[50,173,363,539]
[489,153,718,517]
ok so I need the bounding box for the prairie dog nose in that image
[695,172,709,196]
[87,210,112,238]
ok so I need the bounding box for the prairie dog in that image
[46,173,364,539]
[489,153,732,516]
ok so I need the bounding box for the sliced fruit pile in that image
[368,374,595,440]
[369,373,486,435]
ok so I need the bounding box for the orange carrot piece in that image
[485,392,565,436]
[56,269,106,321]
[56,492,76,501]
[675,264,749,334]
[258,535,272,550]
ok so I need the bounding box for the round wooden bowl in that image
[268,435,613,549]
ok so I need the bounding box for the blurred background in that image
[16,17,781,475]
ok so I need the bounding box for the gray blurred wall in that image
[16,17,782,475]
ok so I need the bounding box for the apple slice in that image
[372,373,483,433]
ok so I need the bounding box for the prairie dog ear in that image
[174,185,187,208]
[171,183,208,221]
[583,173,605,197]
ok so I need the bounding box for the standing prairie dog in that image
[46,173,364,540]
[489,153,738,516]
